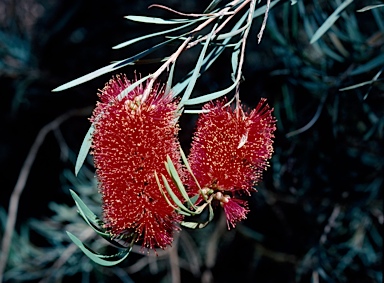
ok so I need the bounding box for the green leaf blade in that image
[66,231,131,266]
[75,125,94,176]
[125,16,193,24]
[310,0,354,44]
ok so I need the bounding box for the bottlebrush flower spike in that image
[187,98,276,229]
[90,74,183,250]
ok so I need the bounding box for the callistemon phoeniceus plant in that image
[90,74,183,250]
[187,98,276,229]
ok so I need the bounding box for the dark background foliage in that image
[1,0,382,282]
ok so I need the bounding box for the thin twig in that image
[142,0,245,103]
[0,106,92,282]
[142,14,221,101]
[187,0,250,49]
[168,233,180,283]
[235,0,256,107]
[257,0,271,43]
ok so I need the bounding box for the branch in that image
[0,106,92,281]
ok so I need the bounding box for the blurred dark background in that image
[0,0,383,282]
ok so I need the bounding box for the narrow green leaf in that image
[194,202,210,214]
[204,0,222,13]
[66,232,131,266]
[179,22,219,107]
[166,156,197,209]
[117,74,151,101]
[216,24,249,40]
[111,37,178,69]
[184,77,240,105]
[154,171,179,211]
[181,221,199,229]
[113,21,196,49]
[75,125,94,176]
[231,40,242,78]
[166,61,176,95]
[172,12,248,97]
[180,147,193,179]
[181,203,214,229]
[70,190,99,224]
[339,80,377,91]
[207,204,214,223]
[310,0,353,44]
[53,38,176,92]
[52,61,126,92]
[179,147,208,202]
[161,174,196,215]
[179,210,195,216]
[357,4,384,12]
[69,190,110,238]
[339,69,383,91]
[184,109,210,114]
[350,53,384,76]
[125,16,193,24]
[190,195,199,205]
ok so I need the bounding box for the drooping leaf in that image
[69,190,109,237]
[66,232,131,266]
[154,171,179,211]
[166,156,197,209]
[69,190,133,249]
[181,203,214,229]
[161,174,196,215]
[179,147,209,202]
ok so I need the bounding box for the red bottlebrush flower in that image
[222,198,249,229]
[187,98,276,228]
[90,74,183,250]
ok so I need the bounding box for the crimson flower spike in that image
[187,98,276,229]
[90,74,183,250]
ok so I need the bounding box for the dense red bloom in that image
[187,98,276,228]
[90,74,183,250]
